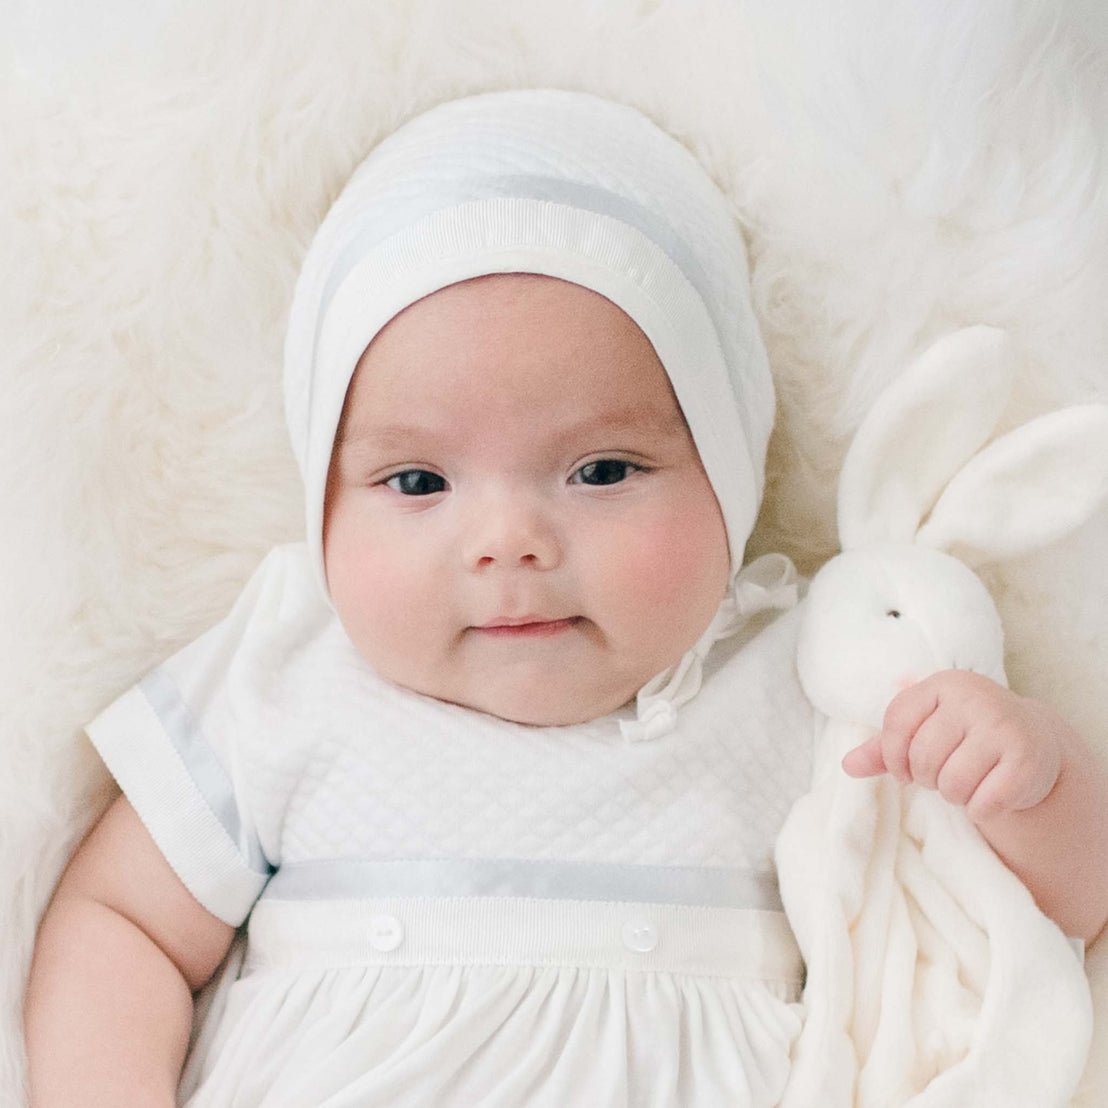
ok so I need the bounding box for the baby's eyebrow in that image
[336,422,421,449]
[555,406,689,442]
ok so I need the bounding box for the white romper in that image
[87,543,815,1107]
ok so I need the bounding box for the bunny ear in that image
[838,326,1014,550]
[916,404,1108,564]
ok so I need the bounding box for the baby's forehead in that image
[346,273,676,395]
[334,274,690,452]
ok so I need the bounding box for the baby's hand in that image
[842,671,1069,822]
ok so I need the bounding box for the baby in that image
[23,90,1108,1107]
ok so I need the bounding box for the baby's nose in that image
[462,492,561,571]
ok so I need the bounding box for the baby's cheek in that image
[626,537,693,607]
[329,546,420,657]
[606,513,728,614]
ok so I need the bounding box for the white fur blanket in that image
[3,1,1108,1103]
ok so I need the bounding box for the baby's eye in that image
[570,459,640,486]
[384,469,447,496]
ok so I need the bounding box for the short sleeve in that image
[85,544,312,926]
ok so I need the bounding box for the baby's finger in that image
[879,683,942,783]
[842,735,887,778]
[905,710,967,791]
[935,741,1001,810]
[964,743,1061,821]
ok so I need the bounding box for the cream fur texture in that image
[3,1,1107,1102]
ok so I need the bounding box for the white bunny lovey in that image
[775,326,1108,1108]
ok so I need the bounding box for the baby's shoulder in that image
[696,599,810,728]
[712,597,806,681]
[238,541,322,621]
[223,541,330,646]
[149,542,335,703]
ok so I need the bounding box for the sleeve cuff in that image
[86,681,271,926]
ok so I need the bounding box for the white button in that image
[621,918,659,953]
[369,914,404,952]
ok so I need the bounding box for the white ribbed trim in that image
[85,685,270,926]
[244,896,804,987]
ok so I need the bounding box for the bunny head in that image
[799,542,1006,730]
[797,326,1108,729]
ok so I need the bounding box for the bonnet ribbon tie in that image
[619,552,799,743]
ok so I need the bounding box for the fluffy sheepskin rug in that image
[3,0,1108,1102]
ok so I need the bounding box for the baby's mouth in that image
[472,616,581,638]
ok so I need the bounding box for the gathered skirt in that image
[180,896,805,1107]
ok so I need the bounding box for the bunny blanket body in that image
[776,327,1108,1107]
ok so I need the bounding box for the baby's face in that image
[323,274,730,725]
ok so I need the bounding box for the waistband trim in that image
[262,857,782,911]
[245,896,804,986]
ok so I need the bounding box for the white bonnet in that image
[283,88,776,595]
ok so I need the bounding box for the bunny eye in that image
[886,609,902,619]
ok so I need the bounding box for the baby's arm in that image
[843,671,1108,943]
[24,795,236,1107]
